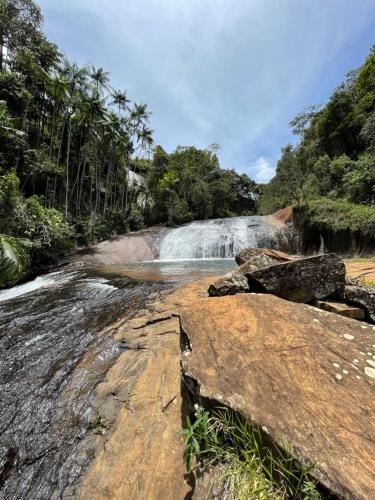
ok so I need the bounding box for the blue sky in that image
[38,0,375,182]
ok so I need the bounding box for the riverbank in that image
[73,256,375,498]
[1,254,374,497]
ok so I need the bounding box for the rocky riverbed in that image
[0,246,374,499]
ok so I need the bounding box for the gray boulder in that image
[209,248,295,297]
[343,284,375,322]
[245,253,346,303]
[208,269,250,297]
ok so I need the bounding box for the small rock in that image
[208,256,281,297]
[313,300,365,320]
[208,269,249,297]
[343,284,375,322]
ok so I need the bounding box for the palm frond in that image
[0,236,31,288]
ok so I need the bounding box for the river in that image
[0,215,278,498]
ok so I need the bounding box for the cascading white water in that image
[159,216,277,260]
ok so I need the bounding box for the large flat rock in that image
[181,294,375,499]
[75,279,214,500]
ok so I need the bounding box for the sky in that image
[38,0,375,183]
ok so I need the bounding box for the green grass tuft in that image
[182,405,320,499]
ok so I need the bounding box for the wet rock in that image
[313,300,365,320]
[180,293,375,499]
[235,247,294,266]
[343,284,375,322]
[0,270,165,499]
[246,253,345,302]
[75,279,218,500]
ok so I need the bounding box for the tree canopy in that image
[259,46,375,218]
[0,0,258,285]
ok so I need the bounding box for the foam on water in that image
[0,271,76,303]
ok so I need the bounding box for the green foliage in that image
[0,235,31,287]
[296,198,375,236]
[13,195,74,262]
[147,146,257,226]
[127,205,145,231]
[342,153,375,203]
[182,406,320,499]
[0,170,74,266]
[0,170,22,233]
[259,46,375,233]
[0,0,261,285]
[0,0,157,281]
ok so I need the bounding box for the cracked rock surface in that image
[180,293,375,499]
[74,278,214,499]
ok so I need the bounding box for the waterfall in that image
[159,216,277,260]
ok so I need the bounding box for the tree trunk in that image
[78,157,87,215]
[65,116,72,220]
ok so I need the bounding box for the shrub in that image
[296,198,375,236]
[13,195,75,263]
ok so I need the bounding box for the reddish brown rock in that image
[235,247,294,266]
[74,280,216,500]
[313,300,365,320]
[180,294,375,499]
[246,253,345,302]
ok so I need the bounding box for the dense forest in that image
[259,47,375,236]
[1,0,374,288]
[0,0,257,286]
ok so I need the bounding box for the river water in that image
[0,216,279,498]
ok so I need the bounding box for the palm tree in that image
[72,91,108,213]
[136,126,154,153]
[60,61,89,219]
[110,90,131,116]
[90,66,110,94]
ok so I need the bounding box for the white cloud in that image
[245,157,275,183]
[39,0,375,171]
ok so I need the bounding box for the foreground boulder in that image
[209,249,295,297]
[235,247,294,266]
[343,284,375,322]
[181,294,375,498]
[246,253,345,302]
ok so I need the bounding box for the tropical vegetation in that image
[0,0,258,286]
[258,46,375,236]
[1,0,374,288]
